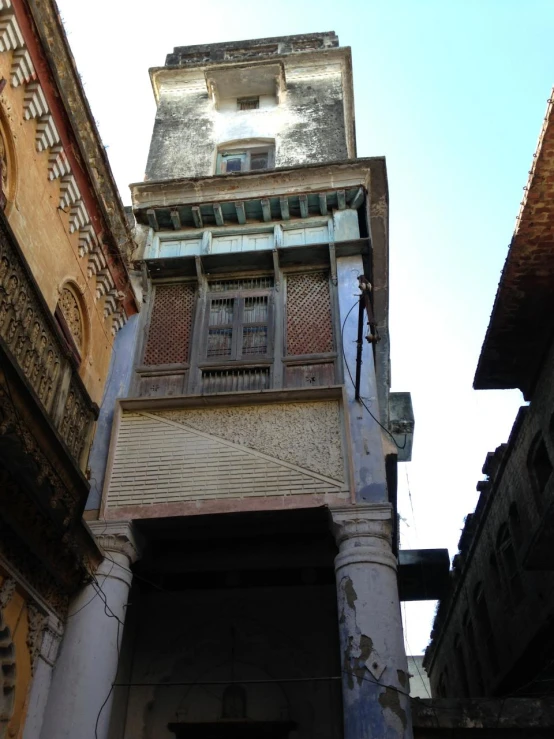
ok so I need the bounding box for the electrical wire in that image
[340,299,407,451]
[92,576,123,739]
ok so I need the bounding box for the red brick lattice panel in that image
[143,284,195,365]
[286,272,333,355]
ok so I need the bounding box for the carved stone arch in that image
[0,609,16,737]
[55,281,88,362]
[0,105,17,213]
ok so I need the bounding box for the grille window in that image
[209,277,274,292]
[202,367,270,394]
[204,282,272,362]
[144,283,195,365]
[237,97,259,111]
[286,272,333,355]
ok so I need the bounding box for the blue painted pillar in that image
[336,256,387,503]
[332,505,412,739]
[86,314,140,510]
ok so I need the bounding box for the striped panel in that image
[106,412,346,508]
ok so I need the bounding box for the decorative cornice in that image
[330,504,397,571]
[87,520,142,565]
[0,1,130,335]
[0,576,15,610]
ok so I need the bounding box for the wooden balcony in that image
[0,211,100,601]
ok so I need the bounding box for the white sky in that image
[55,0,553,655]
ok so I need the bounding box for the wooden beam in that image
[319,193,327,216]
[192,206,203,228]
[349,187,364,210]
[261,198,271,222]
[235,201,246,224]
[170,209,181,230]
[299,194,309,218]
[272,249,280,291]
[337,190,346,210]
[213,203,224,227]
[146,209,159,230]
[279,196,290,220]
[329,243,337,286]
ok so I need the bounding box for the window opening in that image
[237,97,259,111]
[454,635,470,698]
[250,152,269,170]
[497,524,524,605]
[204,280,273,362]
[474,582,499,674]
[207,298,234,358]
[463,610,484,695]
[225,157,243,173]
[217,144,274,174]
[509,502,522,548]
[528,434,553,495]
[489,553,502,592]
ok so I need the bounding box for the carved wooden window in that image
[204,279,273,362]
[285,271,333,356]
[55,285,84,365]
[143,283,195,366]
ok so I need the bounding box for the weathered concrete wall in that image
[109,584,343,739]
[425,334,554,697]
[145,57,350,180]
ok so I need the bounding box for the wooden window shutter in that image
[143,283,195,365]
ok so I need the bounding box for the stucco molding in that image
[330,504,397,571]
[88,520,142,565]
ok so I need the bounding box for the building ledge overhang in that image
[474,89,554,399]
[130,159,379,220]
[143,238,370,279]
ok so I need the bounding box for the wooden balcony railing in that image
[0,211,97,469]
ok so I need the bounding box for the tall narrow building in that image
[41,32,434,739]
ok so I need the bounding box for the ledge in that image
[120,384,344,412]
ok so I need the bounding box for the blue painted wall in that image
[86,314,140,509]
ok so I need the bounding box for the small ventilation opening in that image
[237,96,259,111]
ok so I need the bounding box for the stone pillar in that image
[39,522,141,739]
[23,614,63,739]
[331,505,412,739]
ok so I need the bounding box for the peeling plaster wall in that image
[110,585,343,739]
[145,60,348,180]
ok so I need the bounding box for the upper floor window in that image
[497,523,524,605]
[528,432,553,496]
[204,277,274,362]
[216,141,275,174]
[237,96,259,111]
[55,283,85,365]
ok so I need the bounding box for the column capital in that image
[87,520,142,565]
[330,504,396,571]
